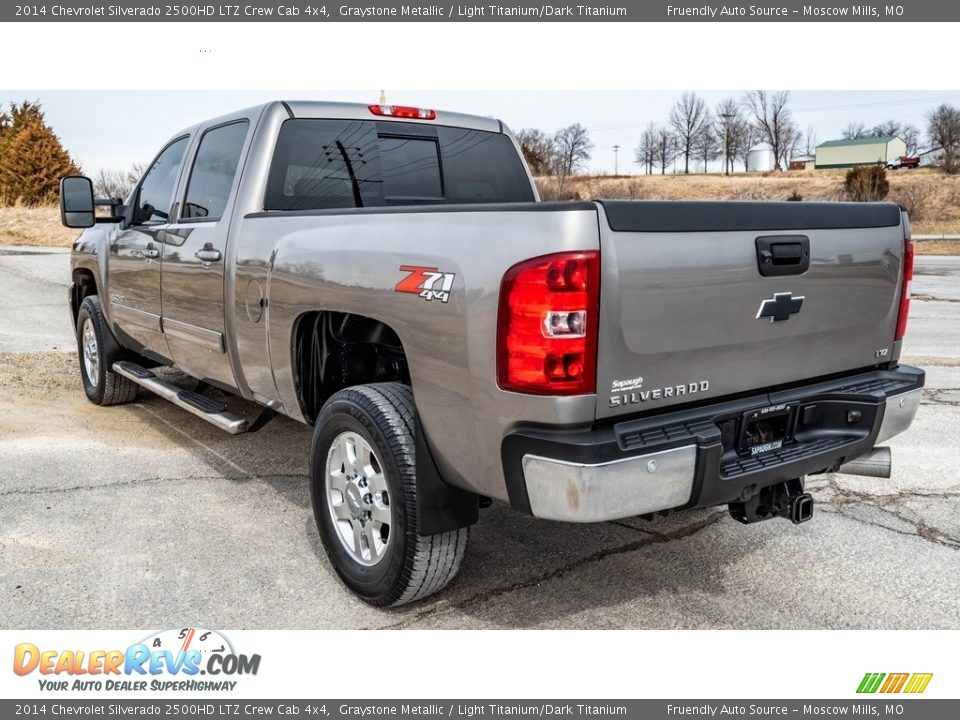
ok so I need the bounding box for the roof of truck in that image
[279,100,504,134]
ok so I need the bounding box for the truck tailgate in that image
[595,200,907,420]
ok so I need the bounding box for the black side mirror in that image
[60,176,95,228]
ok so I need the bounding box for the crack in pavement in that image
[913,294,960,304]
[900,356,960,368]
[0,473,307,497]
[923,388,960,407]
[373,510,727,630]
[812,477,960,550]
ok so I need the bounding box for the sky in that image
[6,89,960,176]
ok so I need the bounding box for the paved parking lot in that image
[1,247,958,629]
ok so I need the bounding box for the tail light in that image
[497,251,600,395]
[368,104,436,120]
[895,227,914,342]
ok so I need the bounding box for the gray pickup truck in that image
[60,100,923,606]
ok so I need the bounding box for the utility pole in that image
[612,144,620,175]
[720,112,733,176]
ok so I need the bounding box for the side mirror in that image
[60,176,95,228]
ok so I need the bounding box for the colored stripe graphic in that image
[881,673,909,693]
[857,673,885,693]
[904,673,934,694]
[857,672,932,694]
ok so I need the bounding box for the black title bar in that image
[3,1,956,22]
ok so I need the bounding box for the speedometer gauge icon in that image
[139,627,234,658]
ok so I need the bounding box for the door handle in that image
[755,236,810,277]
[196,248,222,263]
[142,247,160,260]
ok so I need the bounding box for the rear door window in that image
[265,120,383,211]
[264,119,534,211]
[182,120,249,221]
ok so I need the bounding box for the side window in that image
[182,121,249,221]
[135,137,189,224]
[264,119,382,211]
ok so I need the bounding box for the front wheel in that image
[309,383,469,606]
[76,296,139,406]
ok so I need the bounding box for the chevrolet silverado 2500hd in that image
[59,101,923,606]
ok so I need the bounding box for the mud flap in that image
[414,414,480,535]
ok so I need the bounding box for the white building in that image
[746,142,776,172]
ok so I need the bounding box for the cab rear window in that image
[264,119,534,211]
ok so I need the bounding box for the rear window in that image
[264,119,534,211]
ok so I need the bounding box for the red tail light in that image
[895,232,914,342]
[497,251,600,395]
[368,104,436,120]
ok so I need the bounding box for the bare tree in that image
[870,120,921,156]
[694,126,719,173]
[92,162,145,199]
[736,125,758,172]
[553,123,593,176]
[635,123,657,175]
[516,128,556,176]
[781,123,804,169]
[715,98,751,174]
[926,103,960,173]
[652,126,675,175]
[803,126,818,156]
[843,122,869,139]
[93,169,127,199]
[669,92,711,174]
[742,90,796,171]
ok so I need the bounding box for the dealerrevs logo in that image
[13,627,260,693]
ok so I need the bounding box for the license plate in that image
[738,403,796,456]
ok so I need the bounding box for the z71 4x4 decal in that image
[395,265,456,303]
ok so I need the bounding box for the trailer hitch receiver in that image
[729,478,813,525]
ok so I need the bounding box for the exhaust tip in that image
[839,446,892,479]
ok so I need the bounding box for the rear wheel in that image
[76,296,139,406]
[309,382,469,606]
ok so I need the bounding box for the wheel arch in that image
[293,310,479,535]
[69,267,99,330]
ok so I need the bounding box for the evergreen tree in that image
[0,101,80,204]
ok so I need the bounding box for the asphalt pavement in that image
[0,246,957,629]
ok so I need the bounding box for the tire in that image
[309,382,469,606]
[76,295,139,406]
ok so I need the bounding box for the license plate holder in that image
[737,402,798,457]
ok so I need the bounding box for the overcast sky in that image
[6,90,959,176]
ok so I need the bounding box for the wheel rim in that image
[325,431,392,567]
[81,318,99,387]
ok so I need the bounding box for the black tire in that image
[75,295,139,406]
[309,382,469,606]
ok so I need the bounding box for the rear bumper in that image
[502,365,924,523]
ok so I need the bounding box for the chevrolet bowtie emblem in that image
[756,292,805,322]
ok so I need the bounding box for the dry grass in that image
[0,206,79,247]
[3,170,958,256]
[536,168,960,241]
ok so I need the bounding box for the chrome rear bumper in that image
[522,445,696,522]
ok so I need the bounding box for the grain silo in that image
[746,142,776,172]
